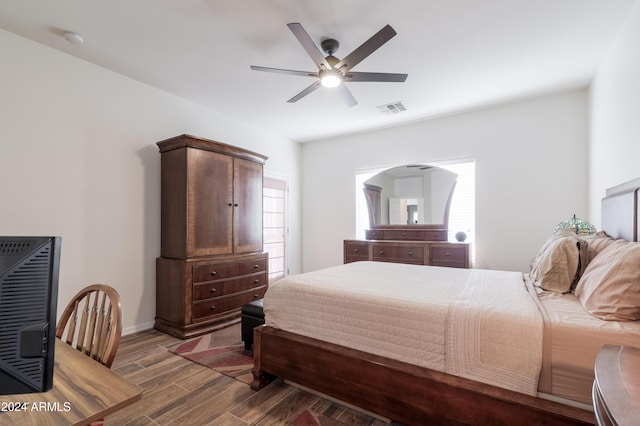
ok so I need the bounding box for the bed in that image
[251,179,640,425]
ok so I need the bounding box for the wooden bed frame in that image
[250,179,640,425]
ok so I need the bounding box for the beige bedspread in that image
[264,261,544,395]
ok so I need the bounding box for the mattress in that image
[264,261,544,395]
[534,284,640,405]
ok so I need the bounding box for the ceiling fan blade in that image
[287,23,332,70]
[287,81,321,103]
[346,72,408,82]
[335,25,397,72]
[336,84,358,108]
[250,65,318,78]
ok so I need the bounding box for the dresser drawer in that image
[383,230,424,240]
[372,244,424,265]
[423,230,447,241]
[192,258,267,283]
[192,273,267,301]
[396,246,424,261]
[365,229,384,240]
[372,244,397,260]
[192,286,267,320]
[430,245,467,268]
[344,241,369,263]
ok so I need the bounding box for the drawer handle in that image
[402,232,407,236]
[379,250,384,255]
[209,288,216,294]
[254,294,260,299]
[234,203,239,207]
[445,252,451,256]
[210,271,217,276]
[253,264,259,269]
[254,279,260,284]
[408,251,413,256]
[209,305,216,311]
[353,248,359,253]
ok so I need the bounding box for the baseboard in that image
[123,320,155,336]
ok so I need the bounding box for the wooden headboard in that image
[601,177,640,242]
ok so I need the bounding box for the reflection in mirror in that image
[363,164,458,227]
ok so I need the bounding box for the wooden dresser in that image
[155,134,268,339]
[344,239,470,268]
[593,344,640,426]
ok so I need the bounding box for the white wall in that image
[0,29,302,334]
[302,90,589,272]
[589,2,640,225]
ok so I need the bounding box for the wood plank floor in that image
[104,324,394,425]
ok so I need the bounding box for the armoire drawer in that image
[192,286,267,320]
[192,273,267,301]
[192,258,267,284]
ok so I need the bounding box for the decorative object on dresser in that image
[346,163,470,268]
[155,134,268,339]
[593,344,640,426]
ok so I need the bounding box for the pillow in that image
[580,231,616,266]
[530,230,583,293]
[575,240,640,321]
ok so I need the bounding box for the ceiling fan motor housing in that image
[321,38,340,55]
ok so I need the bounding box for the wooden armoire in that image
[154,134,269,339]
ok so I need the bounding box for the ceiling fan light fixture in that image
[320,70,341,88]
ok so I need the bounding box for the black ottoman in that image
[241,299,265,350]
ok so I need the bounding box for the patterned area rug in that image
[293,409,347,426]
[171,334,254,384]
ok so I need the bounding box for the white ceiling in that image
[0,1,636,142]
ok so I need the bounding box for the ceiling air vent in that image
[377,101,407,115]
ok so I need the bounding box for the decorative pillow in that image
[575,240,640,321]
[530,230,583,293]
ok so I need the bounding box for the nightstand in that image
[592,344,640,426]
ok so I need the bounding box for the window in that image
[442,161,475,250]
[263,176,287,283]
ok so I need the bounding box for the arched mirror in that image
[363,164,458,240]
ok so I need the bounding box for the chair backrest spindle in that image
[55,284,123,368]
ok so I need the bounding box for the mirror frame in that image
[363,169,457,232]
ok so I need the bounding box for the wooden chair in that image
[55,284,123,369]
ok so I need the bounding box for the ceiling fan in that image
[250,23,408,107]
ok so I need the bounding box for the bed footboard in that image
[251,325,593,425]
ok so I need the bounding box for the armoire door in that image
[187,148,234,256]
[233,157,263,253]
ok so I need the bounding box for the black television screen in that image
[0,236,61,395]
